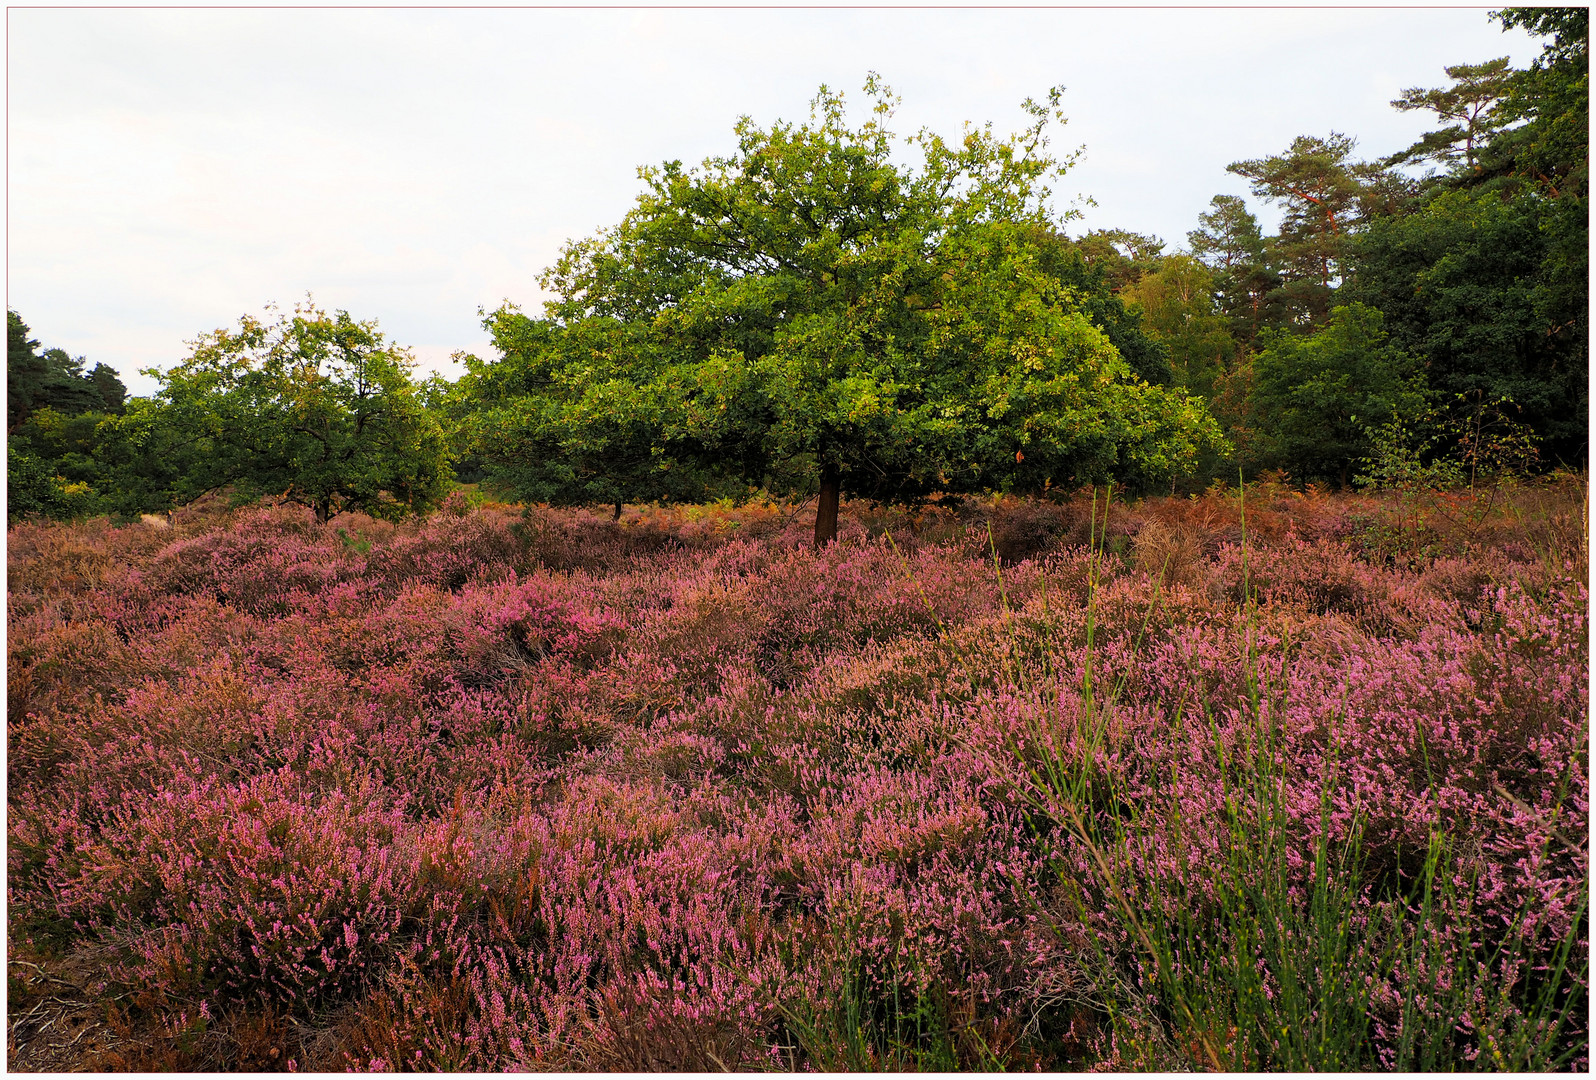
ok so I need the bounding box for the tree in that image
[1227,135,1410,327]
[7,311,135,521]
[1070,228,1166,293]
[8,310,126,430]
[1340,10,1587,466]
[468,79,1221,543]
[1245,303,1425,486]
[1487,7,1588,201]
[450,311,745,516]
[1387,58,1516,175]
[1341,187,1584,464]
[6,443,95,523]
[152,302,453,520]
[1187,195,1287,346]
[8,310,52,431]
[1487,7,1588,426]
[6,398,185,520]
[1005,226,1171,385]
[1120,254,1238,399]
[89,363,128,414]
[1187,195,1264,273]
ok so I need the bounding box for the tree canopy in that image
[1227,135,1411,328]
[1245,303,1425,486]
[1387,58,1516,174]
[8,310,126,429]
[458,79,1221,542]
[1338,7,1588,466]
[153,302,452,520]
[1120,254,1237,399]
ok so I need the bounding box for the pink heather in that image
[7,485,1587,1069]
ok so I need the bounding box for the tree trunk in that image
[613,500,623,522]
[814,463,840,547]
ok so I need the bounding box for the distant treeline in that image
[8,8,1585,542]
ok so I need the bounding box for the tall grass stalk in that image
[987,480,1587,1070]
[777,935,1007,1071]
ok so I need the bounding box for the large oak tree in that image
[463,80,1221,543]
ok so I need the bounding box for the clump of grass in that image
[779,947,1016,1071]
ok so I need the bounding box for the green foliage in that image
[1487,7,1589,202]
[1488,9,1587,458]
[1342,186,1584,463]
[1183,12,1585,481]
[1355,412,1468,497]
[13,11,1579,520]
[336,526,373,555]
[1228,136,1411,328]
[8,407,115,516]
[1068,228,1167,294]
[458,79,1220,539]
[1245,303,1425,485]
[1353,393,1543,562]
[89,363,128,415]
[1120,254,1237,398]
[1387,58,1516,175]
[12,395,216,520]
[1360,392,1543,493]
[152,301,453,520]
[450,311,746,508]
[8,310,127,430]
[1032,227,1172,385]
[1187,195,1288,347]
[6,443,97,523]
[7,311,134,521]
[1344,11,1588,467]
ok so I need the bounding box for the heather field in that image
[7,479,1589,1071]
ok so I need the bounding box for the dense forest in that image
[8,9,1586,536]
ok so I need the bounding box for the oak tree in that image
[154,302,452,520]
[468,80,1221,543]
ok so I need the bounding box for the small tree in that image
[154,302,452,520]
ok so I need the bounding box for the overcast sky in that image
[8,6,1544,395]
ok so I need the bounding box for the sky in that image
[8,5,1545,396]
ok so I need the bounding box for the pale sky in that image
[7,6,1543,396]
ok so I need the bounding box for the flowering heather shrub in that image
[8,476,1587,1071]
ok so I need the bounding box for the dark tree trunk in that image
[613,500,623,522]
[814,463,840,546]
